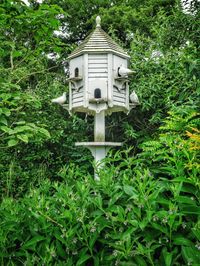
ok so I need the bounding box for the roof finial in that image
[96,16,101,28]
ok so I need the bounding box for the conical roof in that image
[68,16,130,59]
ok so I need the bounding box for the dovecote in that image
[66,16,136,116]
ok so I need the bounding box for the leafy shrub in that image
[1,108,199,265]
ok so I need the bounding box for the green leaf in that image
[17,134,29,143]
[89,232,98,249]
[179,205,200,215]
[15,121,26,125]
[151,222,169,235]
[22,236,46,250]
[134,256,147,266]
[123,185,138,198]
[0,126,10,133]
[173,236,193,246]
[182,246,200,264]
[38,127,50,138]
[2,108,11,117]
[12,125,32,134]
[8,139,19,147]
[13,50,22,58]
[0,117,8,125]
[177,196,197,205]
[56,240,65,258]
[62,210,73,221]
[76,254,91,266]
[93,255,100,266]
[122,227,135,241]
[162,247,172,266]
[192,228,200,241]
[139,217,149,230]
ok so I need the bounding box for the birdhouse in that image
[66,16,137,116]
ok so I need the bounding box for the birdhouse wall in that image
[72,88,84,108]
[112,55,129,109]
[88,54,108,100]
[69,56,83,78]
[113,55,128,77]
[113,86,126,106]
[68,53,130,115]
[69,56,85,111]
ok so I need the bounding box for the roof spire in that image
[96,16,101,28]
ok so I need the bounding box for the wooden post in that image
[94,111,105,142]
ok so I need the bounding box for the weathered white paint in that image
[83,53,88,108]
[94,111,105,142]
[67,17,136,116]
[65,16,140,180]
[69,55,83,78]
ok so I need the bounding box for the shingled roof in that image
[68,16,130,59]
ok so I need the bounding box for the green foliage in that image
[0,0,199,264]
[0,136,199,265]
[0,108,199,265]
[0,83,50,148]
[0,0,92,197]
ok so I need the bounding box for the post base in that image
[75,142,122,180]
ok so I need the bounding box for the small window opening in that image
[74,67,79,77]
[117,67,121,77]
[94,88,101,99]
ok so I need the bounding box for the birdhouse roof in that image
[68,18,130,59]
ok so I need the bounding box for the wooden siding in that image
[72,88,84,106]
[113,87,126,105]
[88,54,108,79]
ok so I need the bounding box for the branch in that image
[14,50,34,69]
[10,47,14,70]
[16,65,59,84]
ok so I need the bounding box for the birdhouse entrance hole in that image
[94,88,101,99]
[74,67,79,77]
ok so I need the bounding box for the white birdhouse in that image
[66,16,137,116]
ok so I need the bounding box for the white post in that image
[94,110,105,179]
[75,142,122,181]
[94,111,105,142]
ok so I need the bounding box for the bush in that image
[1,109,199,265]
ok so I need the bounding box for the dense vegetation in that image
[0,0,199,265]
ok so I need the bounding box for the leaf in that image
[0,126,10,133]
[173,236,193,246]
[108,192,123,207]
[13,50,22,58]
[15,121,26,125]
[76,254,91,266]
[17,134,29,143]
[93,255,100,266]
[134,256,147,266]
[0,117,8,125]
[179,205,200,215]
[22,235,45,250]
[89,232,98,249]
[177,196,197,205]
[162,247,172,266]
[182,246,200,264]
[2,108,11,117]
[12,125,32,134]
[123,185,138,198]
[56,240,65,258]
[91,210,104,217]
[151,222,169,235]
[139,217,149,230]
[62,210,73,221]
[192,228,200,241]
[38,127,50,138]
[8,139,19,147]
[122,227,135,241]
